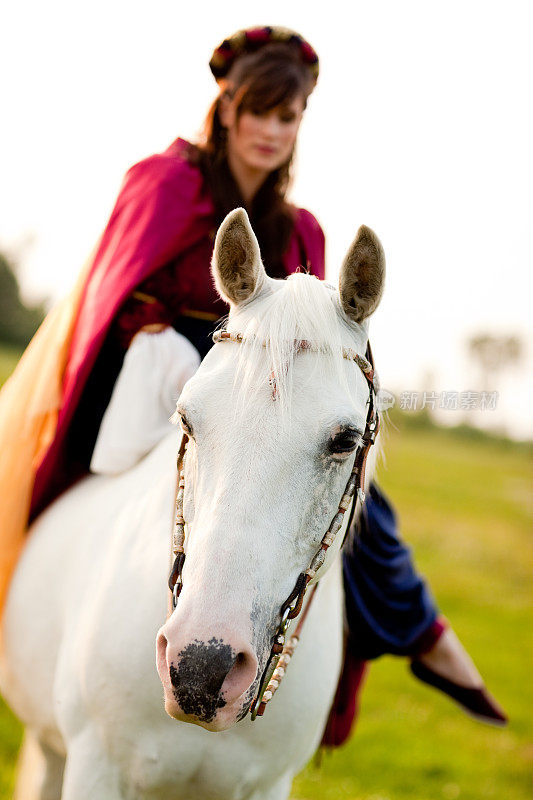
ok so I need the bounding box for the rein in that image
[167,330,380,720]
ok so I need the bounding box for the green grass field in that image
[1,352,532,799]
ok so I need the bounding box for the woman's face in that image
[222,94,305,176]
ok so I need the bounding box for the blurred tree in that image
[0,252,45,347]
[467,333,524,390]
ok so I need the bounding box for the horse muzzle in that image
[156,624,259,730]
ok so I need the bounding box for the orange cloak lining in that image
[0,260,91,618]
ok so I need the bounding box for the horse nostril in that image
[220,648,258,704]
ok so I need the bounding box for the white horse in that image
[0,209,385,800]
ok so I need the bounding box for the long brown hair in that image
[193,43,315,278]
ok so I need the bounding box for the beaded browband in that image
[212,330,376,380]
[168,329,380,720]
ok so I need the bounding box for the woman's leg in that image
[90,327,200,475]
[343,482,441,660]
[341,482,507,724]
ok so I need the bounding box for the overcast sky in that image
[1,0,532,437]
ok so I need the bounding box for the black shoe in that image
[410,660,508,726]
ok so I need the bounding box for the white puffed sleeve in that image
[90,328,200,475]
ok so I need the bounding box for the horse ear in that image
[339,225,385,323]
[211,208,267,306]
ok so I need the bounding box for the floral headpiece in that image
[209,26,319,85]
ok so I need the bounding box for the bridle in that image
[167,329,380,720]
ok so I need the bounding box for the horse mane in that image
[226,272,369,420]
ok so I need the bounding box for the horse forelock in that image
[225,273,369,421]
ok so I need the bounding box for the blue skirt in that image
[343,483,439,659]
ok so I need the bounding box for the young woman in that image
[1,26,506,742]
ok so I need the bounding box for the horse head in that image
[156,208,385,731]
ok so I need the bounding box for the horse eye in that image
[178,413,193,436]
[329,429,361,455]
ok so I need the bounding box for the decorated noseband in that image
[168,330,380,720]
